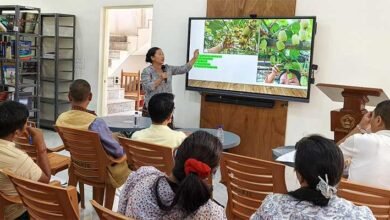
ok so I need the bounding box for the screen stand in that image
[204,94,275,108]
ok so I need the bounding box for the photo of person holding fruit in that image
[265,65,301,86]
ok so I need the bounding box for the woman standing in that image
[141,47,199,116]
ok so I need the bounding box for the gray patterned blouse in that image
[141,63,192,107]
[250,193,375,220]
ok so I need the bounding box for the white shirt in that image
[340,130,390,188]
[131,124,187,148]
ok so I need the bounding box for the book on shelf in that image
[0,14,15,32]
[2,65,16,85]
[17,91,33,110]
[11,40,33,60]
[20,13,39,34]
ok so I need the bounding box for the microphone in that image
[162,65,167,83]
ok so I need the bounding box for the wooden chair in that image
[220,152,287,220]
[56,126,126,210]
[13,133,70,175]
[121,70,144,110]
[0,169,79,220]
[90,200,132,220]
[118,137,174,175]
[338,179,390,220]
[0,190,22,219]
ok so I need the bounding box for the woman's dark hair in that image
[288,135,344,206]
[145,47,161,63]
[153,131,223,216]
[148,93,174,124]
[0,101,29,138]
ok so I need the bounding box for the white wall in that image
[6,0,390,145]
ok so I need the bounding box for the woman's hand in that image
[188,49,199,66]
[193,49,199,60]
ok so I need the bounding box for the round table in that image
[178,128,240,150]
[100,115,240,150]
[100,115,152,132]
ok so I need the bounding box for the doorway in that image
[99,6,152,116]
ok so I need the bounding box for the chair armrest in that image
[0,191,22,204]
[108,155,127,164]
[47,145,65,153]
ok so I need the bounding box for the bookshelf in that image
[0,5,41,125]
[40,13,75,129]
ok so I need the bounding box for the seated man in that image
[131,93,186,148]
[0,101,51,219]
[338,100,390,188]
[56,79,129,187]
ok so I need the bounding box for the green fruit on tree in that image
[276,41,285,51]
[299,30,307,41]
[260,39,267,50]
[292,34,300,45]
[243,27,251,37]
[239,38,246,45]
[270,56,276,64]
[300,19,309,30]
[278,30,288,42]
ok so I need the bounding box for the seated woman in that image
[251,135,375,219]
[118,131,226,219]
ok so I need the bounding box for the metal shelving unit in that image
[40,13,75,129]
[0,5,41,125]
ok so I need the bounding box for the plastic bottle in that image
[216,125,224,144]
[134,111,140,128]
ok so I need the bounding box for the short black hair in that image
[148,93,174,124]
[289,135,344,206]
[69,79,91,102]
[145,47,161,63]
[374,100,390,129]
[0,101,29,138]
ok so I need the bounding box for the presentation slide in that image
[187,18,315,101]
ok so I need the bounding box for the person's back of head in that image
[289,135,344,206]
[154,130,223,216]
[372,100,390,131]
[0,101,29,139]
[68,79,92,104]
[148,93,174,124]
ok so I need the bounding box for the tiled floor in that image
[43,129,300,219]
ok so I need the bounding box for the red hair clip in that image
[184,158,211,179]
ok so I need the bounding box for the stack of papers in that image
[276,150,296,163]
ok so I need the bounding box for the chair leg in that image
[79,182,85,209]
[104,184,116,210]
[93,187,104,205]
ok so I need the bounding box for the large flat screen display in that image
[186,17,316,102]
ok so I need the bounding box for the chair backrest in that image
[13,135,38,161]
[91,199,131,220]
[118,137,174,175]
[338,179,390,220]
[220,152,287,220]
[1,169,79,220]
[55,126,109,184]
[0,190,22,219]
[121,70,141,95]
